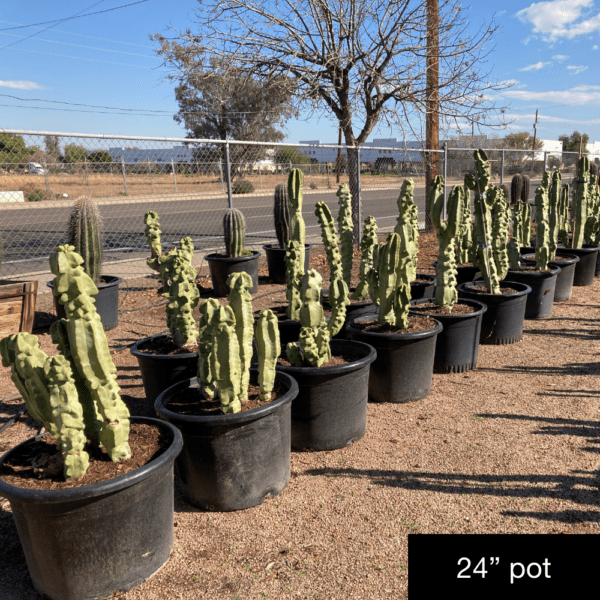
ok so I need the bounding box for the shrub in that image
[310,182,318,189]
[27,189,45,202]
[232,179,254,194]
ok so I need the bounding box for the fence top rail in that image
[446,146,600,156]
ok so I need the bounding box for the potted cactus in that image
[204,207,261,296]
[262,181,313,283]
[47,196,121,330]
[456,150,531,345]
[154,271,299,511]
[0,245,183,600]
[346,224,442,403]
[409,176,487,373]
[131,227,201,403]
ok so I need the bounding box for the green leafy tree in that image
[559,131,588,167]
[274,147,311,166]
[0,133,39,166]
[87,151,113,163]
[502,132,543,166]
[64,144,88,163]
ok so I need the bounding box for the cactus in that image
[500,184,510,203]
[557,184,571,248]
[223,208,246,257]
[548,170,562,260]
[66,196,103,284]
[315,201,343,283]
[197,274,280,412]
[352,216,378,300]
[456,181,474,264]
[394,179,419,282]
[336,183,354,288]
[0,245,131,481]
[288,168,306,269]
[572,156,590,249]
[521,174,530,204]
[489,185,511,282]
[285,240,304,320]
[533,179,550,270]
[511,174,523,205]
[144,210,162,274]
[430,176,465,309]
[274,183,291,249]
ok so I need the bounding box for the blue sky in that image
[1,0,600,144]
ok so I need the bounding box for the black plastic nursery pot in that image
[155,370,298,512]
[556,246,599,286]
[47,275,122,330]
[276,340,376,451]
[505,265,561,319]
[262,243,313,284]
[410,273,437,300]
[0,416,183,600]
[322,288,375,340]
[583,243,600,277]
[346,315,442,403]
[409,298,487,374]
[204,250,261,297]
[432,261,480,285]
[520,253,579,302]
[457,281,531,345]
[130,334,199,404]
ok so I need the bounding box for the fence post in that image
[218,160,225,191]
[259,166,263,189]
[356,147,362,245]
[443,144,448,219]
[171,158,178,192]
[543,151,547,173]
[224,142,233,209]
[500,149,505,185]
[42,157,51,197]
[121,156,128,195]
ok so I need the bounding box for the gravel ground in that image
[1,234,599,600]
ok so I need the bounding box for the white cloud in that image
[567,65,589,74]
[0,80,45,90]
[519,61,552,71]
[594,44,599,49]
[552,54,569,61]
[505,85,600,105]
[517,0,600,41]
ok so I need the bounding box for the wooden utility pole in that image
[531,109,538,172]
[425,0,439,229]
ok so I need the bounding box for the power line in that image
[0,1,151,32]
[0,103,170,117]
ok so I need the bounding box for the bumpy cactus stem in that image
[336,183,354,288]
[223,208,246,257]
[255,309,280,401]
[274,183,291,249]
[548,170,562,260]
[197,298,221,399]
[315,201,343,282]
[144,210,162,274]
[557,184,571,248]
[489,186,510,282]
[288,168,306,269]
[394,178,419,282]
[534,180,550,270]
[572,156,590,249]
[352,216,378,300]
[67,196,103,284]
[285,240,303,320]
[430,177,464,309]
[511,174,523,205]
[456,181,474,264]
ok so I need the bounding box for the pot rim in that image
[457,280,532,298]
[155,370,299,426]
[346,314,443,341]
[521,253,580,265]
[507,264,561,277]
[46,274,122,290]
[408,297,488,319]
[556,245,599,255]
[130,333,199,360]
[276,339,377,376]
[411,272,437,284]
[262,242,314,251]
[203,250,261,263]
[0,416,183,503]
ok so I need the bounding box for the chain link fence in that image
[0,129,598,284]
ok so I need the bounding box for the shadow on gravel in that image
[478,362,600,376]
[522,327,599,340]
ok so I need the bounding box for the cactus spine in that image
[394,179,419,282]
[336,183,354,288]
[572,156,590,249]
[0,245,131,480]
[274,183,291,248]
[223,208,246,257]
[352,216,378,301]
[67,196,103,284]
[430,176,465,309]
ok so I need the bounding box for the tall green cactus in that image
[489,186,510,282]
[511,173,523,205]
[430,177,464,309]
[557,184,571,248]
[352,216,378,301]
[67,196,103,284]
[315,201,343,282]
[274,183,291,249]
[223,208,246,257]
[144,210,162,274]
[285,240,303,320]
[456,181,474,264]
[336,183,354,288]
[288,168,306,269]
[0,245,131,481]
[197,298,220,399]
[548,170,562,260]
[521,174,530,204]
[572,156,590,249]
[534,179,550,270]
[255,310,281,401]
[394,178,419,282]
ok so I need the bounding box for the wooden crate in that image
[0,280,38,337]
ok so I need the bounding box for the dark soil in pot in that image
[346,314,442,403]
[155,370,298,512]
[432,262,480,284]
[410,273,436,299]
[204,250,261,297]
[409,298,487,373]
[130,334,198,404]
[262,243,313,284]
[505,265,561,319]
[47,275,121,330]
[520,253,579,302]
[457,281,531,345]
[322,287,375,340]
[276,340,377,451]
[0,416,183,600]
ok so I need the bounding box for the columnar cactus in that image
[352,216,378,301]
[288,168,306,269]
[0,245,131,481]
[456,181,474,264]
[315,201,343,283]
[489,185,511,282]
[394,178,419,282]
[534,180,550,270]
[548,170,562,260]
[521,174,530,204]
[67,196,103,284]
[274,183,291,249]
[430,176,465,309]
[511,174,523,205]
[223,208,246,257]
[144,210,162,274]
[336,183,354,288]
[557,183,571,248]
[285,240,304,320]
[572,156,590,249]
[197,273,280,412]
